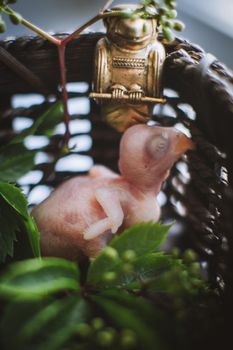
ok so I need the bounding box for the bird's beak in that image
[174,132,195,156]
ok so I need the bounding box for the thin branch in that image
[61,10,126,46]
[21,18,61,46]
[57,45,70,144]
[4,6,61,45]
[61,14,102,46]
[100,0,114,14]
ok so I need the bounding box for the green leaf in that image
[0,257,80,299]
[11,101,64,143]
[0,102,63,183]
[0,182,40,259]
[111,222,169,255]
[1,297,89,350]
[87,223,170,286]
[0,196,21,262]
[0,144,35,182]
[23,216,41,258]
[110,253,181,289]
[35,101,64,135]
[0,182,29,218]
[93,290,167,350]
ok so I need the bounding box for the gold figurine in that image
[90,4,166,132]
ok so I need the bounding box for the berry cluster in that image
[119,0,184,42]
[140,0,185,41]
[0,0,21,33]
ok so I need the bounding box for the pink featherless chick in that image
[32,124,194,260]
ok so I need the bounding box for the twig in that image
[100,0,114,14]
[20,18,61,46]
[3,6,61,46]
[58,45,70,144]
[60,2,118,46]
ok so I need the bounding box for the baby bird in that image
[32,125,194,259]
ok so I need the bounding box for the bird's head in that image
[119,124,195,193]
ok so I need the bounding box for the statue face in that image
[114,17,155,42]
[104,4,157,49]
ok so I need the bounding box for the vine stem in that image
[58,45,70,145]
[20,18,61,46]
[100,0,114,14]
[5,0,116,146]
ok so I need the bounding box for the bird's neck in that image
[124,169,170,196]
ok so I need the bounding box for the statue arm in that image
[147,41,166,97]
[94,38,109,93]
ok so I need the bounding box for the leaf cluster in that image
[0,101,64,263]
[0,223,213,350]
[0,183,40,262]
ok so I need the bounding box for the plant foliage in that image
[0,101,63,263]
[0,183,40,262]
[0,223,216,350]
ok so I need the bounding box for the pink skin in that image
[32,124,194,259]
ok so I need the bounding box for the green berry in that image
[122,263,134,273]
[162,26,175,42]
[91,317,105,331]
[76,323,92,338]
[173,20,185,31]
[0,19,6,33]
[103,247,119,261]
[169,1,177,9]
[171,247,181,258]
[158,6,168,15]
[120,329,137,348]
[9,12,22,25]
[183,249,198,263]
[163,19,173,28]
[167,9,177,19]
[105,327,117,337]
[96,330,114,347]
[189,262,201,276]
[103,271,117,282]
[122,250,136,263]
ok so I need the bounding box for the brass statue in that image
[90,4,166,132]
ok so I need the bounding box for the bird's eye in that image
[147,134,169,159]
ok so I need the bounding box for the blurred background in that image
[1,0,233,68]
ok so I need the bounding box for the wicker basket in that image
[0,33,233,310]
